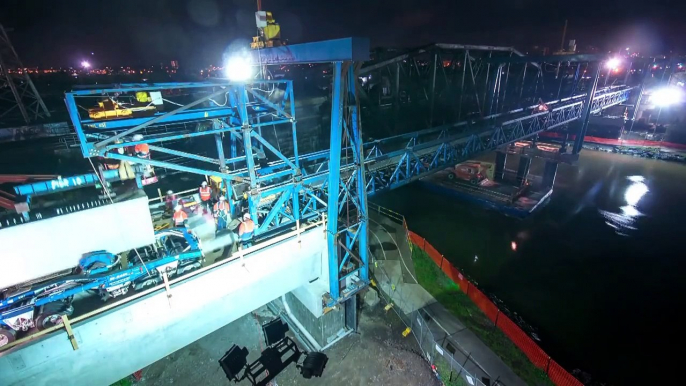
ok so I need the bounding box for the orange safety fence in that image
[496,313,551,370]
[407,230,583,386]
[468,286,500,324]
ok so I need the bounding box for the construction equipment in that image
[251,9,285,49]
[88,98,157,120]
[0,228,203,347]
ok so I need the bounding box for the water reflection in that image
[599,175,648,236]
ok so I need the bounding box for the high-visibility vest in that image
[199,186,211,201]
[214,201,230,213]
[173,210,188,225]
[239,219,255,240]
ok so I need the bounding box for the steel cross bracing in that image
[64,81,313,235]
[64,37,632,305]
[357,44,636,147]
[0,23,51,124]
[64,78,370,305]
[359,86,632,194]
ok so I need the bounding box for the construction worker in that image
[213,195,231,231]
[199,181,212,213]
[132,134,150,159]
[165,190,178,211]
[172,205,188,227]
[238,212,255,248]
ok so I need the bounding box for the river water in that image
[372,150,686,385]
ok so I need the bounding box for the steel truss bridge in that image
[63,38,633,307]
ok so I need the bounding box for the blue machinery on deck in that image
[63,38,633,307]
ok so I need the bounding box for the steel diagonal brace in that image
[258,189,292,233]
[250,131,299,172]
[106,153,244,182]
[246,88,292,120]
[95,87,229,148]
[147,145,221,165]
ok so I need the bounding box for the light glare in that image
[81,60,91,68]
[650,87,684,107]
[224,56,253,82]
[606,58,621,70]
[624,181,648,207]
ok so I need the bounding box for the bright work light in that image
[224,55,253,82]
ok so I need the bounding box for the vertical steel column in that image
[572,64,601,154]
[394,62,400,132]
[482,51,492,110]
[288,81,300,223]
[348,65,368,283]
[288,81,299,168]
[429,52,438,126]
[327,62,344,301]
[458,50,467,120]
[501,52,512,112]
[556,61,565,100]
[518,62,528,104]
[213,121,229,203]
[238,85,259,222]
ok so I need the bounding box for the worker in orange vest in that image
[132,134,150,158]
[213,195,231,231]
[238,212,255,248]
[199,181,212,213]
[172,205,188,227]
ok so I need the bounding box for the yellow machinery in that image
[251,10,284,49]
[88,98,157,120]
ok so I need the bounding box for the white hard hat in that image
[219,195,226,201]
[132,134,144,141]
[243,212,251,220]
[167,190,173,195]
[201,181,208,186]
[175,205,182,211]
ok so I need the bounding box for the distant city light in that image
[650,87,685,107]
[605,58,621,70]
[511,241,517,251]
[81,60,91,69]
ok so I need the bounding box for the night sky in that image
[2,0,685,68]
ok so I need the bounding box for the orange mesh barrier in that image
[424,242,444,267]
[408,231,425,249]
[496,313,551,369]
[467,287,500,323]
[442,261,471,294]
[547,360,584,386]
[408,233,582,386]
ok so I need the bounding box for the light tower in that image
[0,23,51,124]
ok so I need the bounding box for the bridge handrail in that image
[0,214,326,354]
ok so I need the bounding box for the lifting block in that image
[370,278,377,287]
[384,303,393,312]
[60,315,78,350]
[402,327,412,337]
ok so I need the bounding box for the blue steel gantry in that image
[63,38,634,306]
[65,38,372,306]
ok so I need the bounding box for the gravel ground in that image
[135,299,440,386]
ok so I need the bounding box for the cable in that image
[87,157,151,276]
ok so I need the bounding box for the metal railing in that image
[368,201,494,385]
[372,256,493,386]
[0,214,326,354]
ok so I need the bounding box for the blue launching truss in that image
[64,38,632,306]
